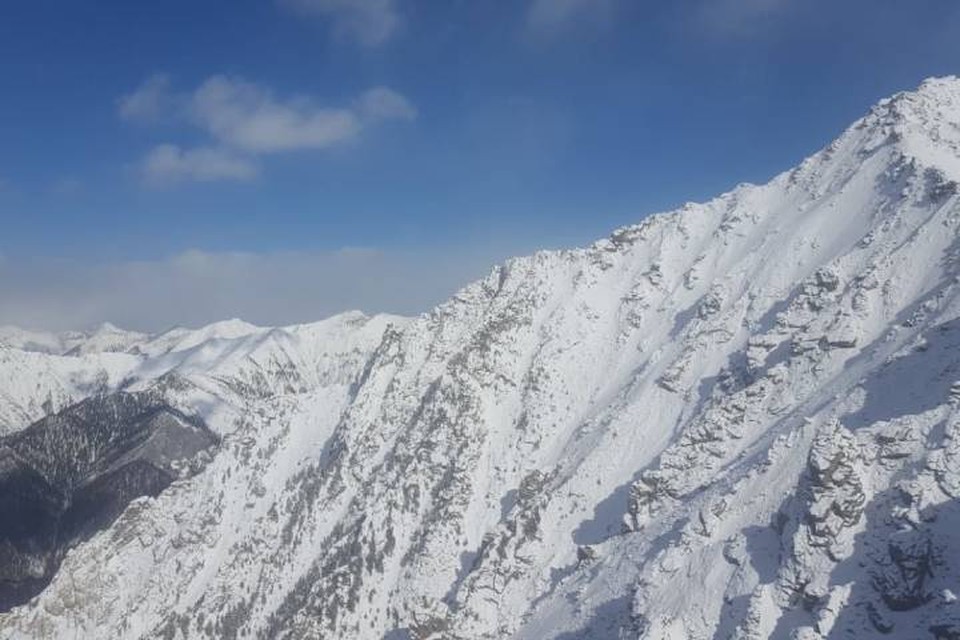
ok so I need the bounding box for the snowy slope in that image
[0,327,73,354]
[0,348,142,436]
[0,323,148,356]
[0,313,403,437]
[3,77,960,639]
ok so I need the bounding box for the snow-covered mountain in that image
[3,76,960,639]
[0,322,148,357]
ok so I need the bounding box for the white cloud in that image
[189,76,363,153]
[118,74,176,123]
[119,75,416,184]
[356,86,418,122]
[0,246,518,332]
[279,0,400,46]
[527,0,615,34]
[141,144,259,185]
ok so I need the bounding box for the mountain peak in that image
[896,74,960,106]
[870,75,960,125]
[202,317,260,333]
[94,321,124,334]
[866,75,960,179]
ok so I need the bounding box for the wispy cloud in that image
[696,0,792,37]
[141,144,259,185]
[50,177,84,195]
[278,0,401,46]
[119,75,416,185]
[0,246,515,332]
[526,0,616,35]
[118,73,176,123]
[188,77,411,153]
[356,85,419,122]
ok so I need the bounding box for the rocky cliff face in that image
[2,77,960,639]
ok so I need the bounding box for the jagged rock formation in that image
[2,77,960,638]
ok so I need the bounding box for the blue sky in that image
[0,0,959,330]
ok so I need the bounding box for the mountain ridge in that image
[1,76,960,639]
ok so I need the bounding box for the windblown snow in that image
[3,77,960,639]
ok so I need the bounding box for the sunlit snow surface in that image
[3,77,960,638]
